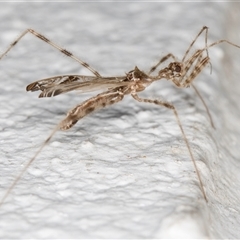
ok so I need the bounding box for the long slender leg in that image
[178,56,215,128]
[192,83,215,129]
[182,56,210,87]
[148,53,177,75]
[156,28,210,73]
[0,88,125,206]
[0,29,102,77]
[177,50,204,85]
[150,27,209,78]
[131,93,207,202]
[0,125,59,207]
[182,26,209,63]
[182,28,240,79]
[206,39,240,51]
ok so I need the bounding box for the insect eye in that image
[175,65,181,72]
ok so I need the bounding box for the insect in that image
[0,26,240,206]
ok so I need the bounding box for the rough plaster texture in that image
[0,2,240,238]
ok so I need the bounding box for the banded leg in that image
[148,53,177,75]
[182,56,210,87]
[174,55,215,128]
[175,50,205,86]
[131,93,207,202]
[182,26,209,62]
[0,29,102,77]
[150,26,210,77]
[59,88,125,130]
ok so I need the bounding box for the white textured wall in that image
[0,2,240,238]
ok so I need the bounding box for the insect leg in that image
[131,93,207,202]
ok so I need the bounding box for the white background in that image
[0,2,240,238]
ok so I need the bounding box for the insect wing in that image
[26,75,128,98]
